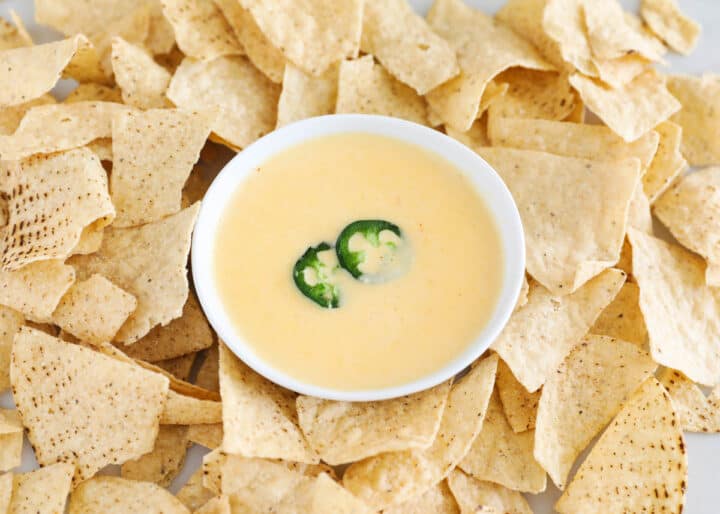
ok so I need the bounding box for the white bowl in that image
[192,114,525,402]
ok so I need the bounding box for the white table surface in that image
[1,1,719,512]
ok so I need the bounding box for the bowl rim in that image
[191,114,525,402]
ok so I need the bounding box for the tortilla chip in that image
[487,69,578,122]
[68,476,190,513]
[0,260,75,322]
[336,55,428,125]
[445,117,490,149]
[65,84,122,104]
[488,116,659,167]
[121,425,189,487]
[425,0,551,131]
[343,353,498,509]
[496,359,540,433]
[0,17,30,51]
[111,38,171,109]
[542,0,597,74]
[167,56,280,150]
[570,71,680,142]
[214,0,285,83]
[0,473,10,513]
[70,203,199,343]
[459,389,546,493]
[87,6,152,77]
[219,343,317,463]
[0,409,22,472]
[0,101,131,161]
[447,469,533,514]
[111,109,212,227]
[492,270,625,393]
[534,335,656,490]
[187,423,223,449]
[121,292,213,363]
[667,74,720,166]
[195,496,230,514]
[145,1,175,55]
[641,0,700,55]
[590,282,648,345]
[155,353,196,381]
[34,0,147,36]
[0,306,22,391]
[9,463,74,514]
[161,0,242,61]
[239,0,361,76]
[629,229,720,385]
[360,0,458,94]
[161,390,222,425]
[628,184,654,234]
[555,378,687,513]
[85,139,113,164]
[658,368,720,432]
[296,380,451,465]
[383,482,460,514]
[51,274,136,345]
[196,345,220,392]
[177,468,215,511]
[277,64,338,128]
[11,327,170,485]
[593,54,652,89]
[0,35,93,107]
[0,95,55,136]
[479,147,639,295]
[642,124,686,205]
[583,0,666,62]
[63,37,107,85]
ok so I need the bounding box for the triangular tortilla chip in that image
[628,229,720,385]
[0,101,132,161]
[0,409,22,472]
[177,468,215,511]
[590,281,648,345]
[0,306,22,391]
[121,292,213,362]
[667,74,720,166]
[542,0,597,74]
[643,121,686,203]
[0,260,75,322]
[0,148,114,269]
[9,463,75,514]
[167,56,280,150]
[111,37,171,109]
[534,335,656,490]
[447,469,533,514]
[277,63,337,128]
[336,55,428,125]
[214,0,285,83]
[343,354,498,509]
[488,116,659,168]
[487,69,579,121]
[110,109,212,227]
[296,380,450,465]
[360,0,458,94]
[219,343,318,463]
[121,425,189,487]
[641,0,700,55]
[51,274,136,345]
[161,0,242,61]
[87,6,152,77]
[381,482,459,514]
[478,147,639,295]
[70,203,199,343]
[657,368,720,432]
[570,71,680,142]
[495,359,540,433]
[160,390,222,425]
[146,1,176,55]
[155,352,196,381]
[426,0,551,131]
[555,378,687,513]
[187,423,223,449]
[68,476,190,513]
[491,269,625,393]
[460,389,546,494]
[239,0,362,76]
[11,327,170,485]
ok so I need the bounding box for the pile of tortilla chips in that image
[0,0,716,512]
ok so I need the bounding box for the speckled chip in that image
[111,37,171,109]
[68,476,190,513]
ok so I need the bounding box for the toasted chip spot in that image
[68,476,190,513]
[11,327,170,485]
[361,0,459,94]
[555,378,687,514]
[337,55,428,125]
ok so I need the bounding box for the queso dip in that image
[214,133,504,391]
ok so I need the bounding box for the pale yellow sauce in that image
[214,133,504,390]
